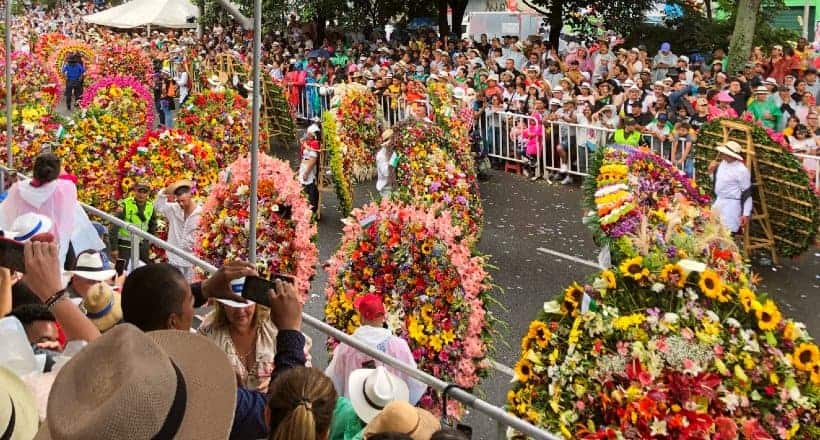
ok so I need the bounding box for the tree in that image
[435,0,468,39]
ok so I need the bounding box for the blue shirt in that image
[62,63,85,81]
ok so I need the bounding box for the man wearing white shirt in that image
[154,180,202,281]
[708,141,753,234]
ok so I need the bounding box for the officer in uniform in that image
[110,182,156,264]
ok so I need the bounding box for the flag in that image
[55,125,66,141]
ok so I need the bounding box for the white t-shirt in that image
[298,148,318,185]
[376,147,394,192]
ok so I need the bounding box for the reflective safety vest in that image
[613,129,641,146]
[118,198,153,240]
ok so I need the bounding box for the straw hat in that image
[348,366,409,423]
[0,366,39,440]
[207,74,224,87]
[34,324,236,439]
[363,401,440,440]
[67,252,115,282]
[168,179,195,195]
[754,85,769,95]
[380,129,393,146]
[7,213,53,242]
[80,283,122,333]
[716,140,744,161]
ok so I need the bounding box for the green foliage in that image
[527,0,655,41]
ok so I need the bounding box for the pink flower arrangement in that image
[196,153,318,299]
[323,200,496,418]
[0,51,61,108]
[80,75,155,130]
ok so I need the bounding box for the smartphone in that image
[0,238,25,273]
[241,274,295,308]
[115,259,127,276]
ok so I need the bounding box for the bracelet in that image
[44,289,68,310]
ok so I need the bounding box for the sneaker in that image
[560,175,573,185]
[522,169,530,177]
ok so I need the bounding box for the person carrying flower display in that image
[325,294,426,406]
[375,129,397,200]
[109,182,156,265]
[154,180,201,281]
[708,141,753,234]
[299,124,321,214]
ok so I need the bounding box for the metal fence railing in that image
[0,165,560,440]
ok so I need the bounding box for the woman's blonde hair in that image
[212,302,269,329]
[268,367,337,440]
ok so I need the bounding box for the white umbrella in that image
[83,0,199,29]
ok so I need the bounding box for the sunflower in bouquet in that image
[80,76,155,132]
[0,51,60,109]
[324,200,497,419]
[196,153,318,297]
[333,85,380,183]
[0,106,59,173]
[508,147,820,439]
[118,129,219,261]
[176,89,251,168]
[391,119,483,245]
[98,44,153,86]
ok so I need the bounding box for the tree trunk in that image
[449,0,468,38]
[727,0,762,75]
[315,13,327,43]
[437,0,449,39]
[705,0,712,20]
[548,1,562,52]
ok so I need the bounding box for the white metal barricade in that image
[794,152,820,190]
[291,82,333,121]
[482,110,542,175]
[542,120,614,177]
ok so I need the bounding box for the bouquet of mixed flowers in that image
[176,89,251,168]
[508,147,819,439]
[48,40,98,85]
[694,118,819,258]
[55,109,133,212]
[322,111,353,216]
[0,106,59,172]
[97,44,153,86]
[80,75,155,132]
[324,200,497,418]
[34,33,68,64]
[195,153,318,297]
[0,51,60,109]
[391,119,483,245]
[427,83,475,168]
[332,84,380,183]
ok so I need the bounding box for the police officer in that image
[110,182,156,264]
[61,53,85,110]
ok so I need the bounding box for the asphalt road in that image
[294,157,820,439]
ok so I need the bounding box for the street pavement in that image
[298,161,819,439]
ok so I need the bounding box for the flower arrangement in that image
[427,83,475,168]
[391,118,483,245]
[55,109,133,212]
[195,153,318,298]
[0,51,60,109]
[331,83,380,183]
[0,107,59,172]
[322,111,353,216]
[34,33,68,64]
[176,89,251,168]
[49,40,98,85]
[97,44,153,86]
[79,75,155,131]
[694,118,819,257]
[508,147,819,439]
[324,200,496,418]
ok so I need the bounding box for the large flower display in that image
[507,147,819,439]
[694,118,819,258]
[55,109,133,212]
[97,44,153,86]
[176,89,251,168]
[324,201,496,418]
[79,75,155,132]
[0,107,59,172]
[195,153,318,297]
[0,51,60,108]
[391,118,483,245]
[34,33,69,63]
[322,112,353,216]
[427,82,475,168]
[49,40,98,84]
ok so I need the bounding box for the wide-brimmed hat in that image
[80,283,122,333]
[168,179,195,195]
[754,85,770,94]
[34,324,236,439]
[348,366,409,423]
[452,88,465,100]
[0,366,39,440]
[67,252,115,282]
[7,213,53,242]
[380,129,393,145]
[716,90,734,102]
[207,74,224,87]
[363,401,440,440]
[716,140,744,161]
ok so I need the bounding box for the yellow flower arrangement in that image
[612,313,646,331]
[619,256,650,281]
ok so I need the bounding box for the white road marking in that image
[535,247,603,269]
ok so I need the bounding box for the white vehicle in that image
[464,11,543,40]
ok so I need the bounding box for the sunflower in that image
[659,264,686,288]
[514,358,534,383]
[716,285,733,303]
[601,269,617,289]
[793,343,820,372]
[619,256,649,281]
[812,364,820,385]
[755,300,782,331]
[698,270,723,300]
[420,241,433,255]
[564,282,584,306]
[527,320,552,348]
[738,288,756,313]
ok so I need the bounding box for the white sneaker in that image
[560,175,572,185]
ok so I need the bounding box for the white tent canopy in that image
[83,0,199,29]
